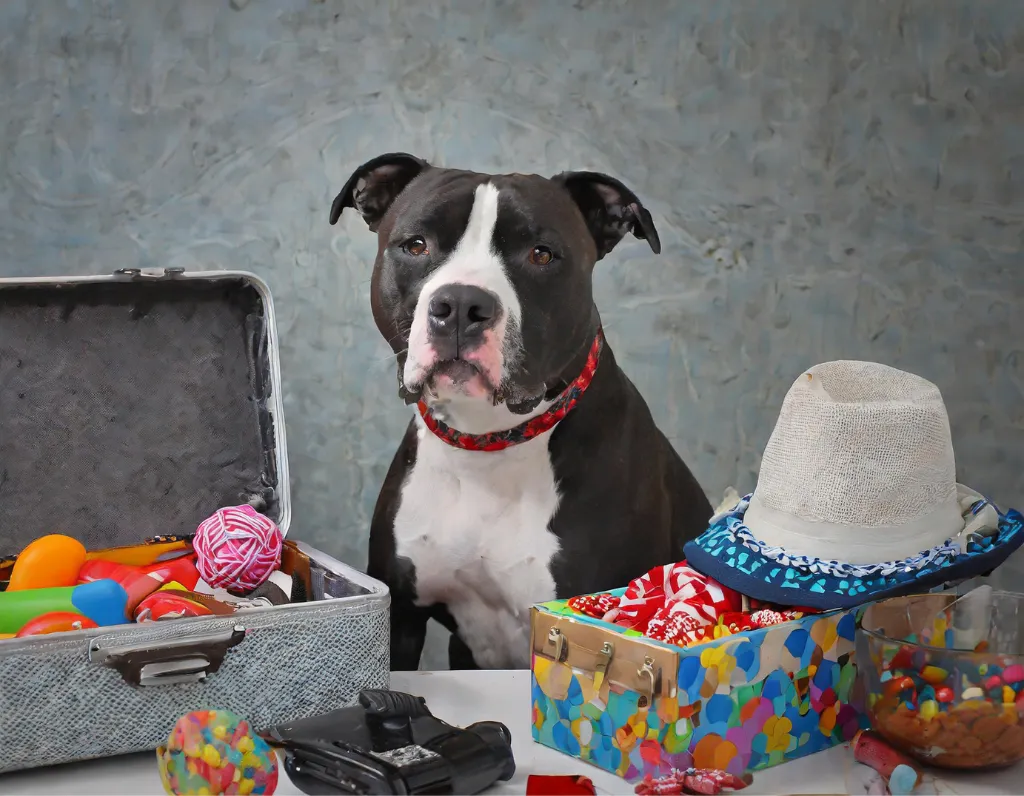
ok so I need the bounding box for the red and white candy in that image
[567,593,620,620]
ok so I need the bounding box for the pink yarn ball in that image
[193,505,283,593]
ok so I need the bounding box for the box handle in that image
[90,625,246,687]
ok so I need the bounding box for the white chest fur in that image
[393,420,562,669]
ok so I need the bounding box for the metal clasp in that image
[593,641,614,689]
[547,627,567,662]
[113,267,186,280]
[637,656,657,708]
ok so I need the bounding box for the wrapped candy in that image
[609,562,742,644]
[564,561,810,649]
[748,608,803,628]
[567,593,620,620]
[634,767,751,795]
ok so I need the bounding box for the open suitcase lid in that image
[0,269,291,555]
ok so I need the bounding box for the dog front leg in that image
[447,632,480,671]
[389,599,429,671]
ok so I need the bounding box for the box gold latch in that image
[531,607,679,703]
[547,627,567,662]
[593,641,614,690]
[637,656,656,707]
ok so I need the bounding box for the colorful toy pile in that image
[0,506,284,640]
[565,561,817,649]
[157,709,278,795]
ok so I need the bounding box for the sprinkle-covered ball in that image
[193,505,283,593]
[157,709,278,795]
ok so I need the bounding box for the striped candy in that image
[614,562,742,636]
[567,593,621,620]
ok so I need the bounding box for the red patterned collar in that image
[417,329,605,452]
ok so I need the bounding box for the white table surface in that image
[1,670,1021,795]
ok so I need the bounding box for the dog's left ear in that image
[330,152,430,232]
[551,171,661,260]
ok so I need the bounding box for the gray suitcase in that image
[0,269,390,773]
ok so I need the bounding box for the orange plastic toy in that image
[8,535,87,591]
[14,611,99,637]
[84,540,190,567]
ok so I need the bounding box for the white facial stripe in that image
[460,181,501,265]
[426,182,521,325]
[403,182,523,389]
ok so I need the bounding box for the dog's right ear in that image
[329,153,430,231]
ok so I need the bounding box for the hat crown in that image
[755,360,958,533]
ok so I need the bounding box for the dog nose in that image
[427,284,500,343]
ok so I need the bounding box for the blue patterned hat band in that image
[685,495,1024,610]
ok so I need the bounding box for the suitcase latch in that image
[113,267,186,280]
[90,625,246,687]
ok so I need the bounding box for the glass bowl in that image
[859,588,1024,769]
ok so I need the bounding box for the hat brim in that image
[683,500,1024,611]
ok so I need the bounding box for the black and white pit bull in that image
[330,153,713,671]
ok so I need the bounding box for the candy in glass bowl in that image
[859,587,1024,769]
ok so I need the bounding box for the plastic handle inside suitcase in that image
[89,625,246,687]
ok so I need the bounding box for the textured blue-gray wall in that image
[2,1,1023,664]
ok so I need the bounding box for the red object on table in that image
[852,730,922,790]
[634,767,751,795]
[526,774,597,795]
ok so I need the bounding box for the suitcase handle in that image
[90,625,246,687]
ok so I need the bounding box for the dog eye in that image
[529,246,554,266]
[402,237,429,256]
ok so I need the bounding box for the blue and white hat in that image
[684,360,1024,611]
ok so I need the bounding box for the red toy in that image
[15,612,99,638]
[77,557,200,614]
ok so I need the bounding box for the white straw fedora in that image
[684,360,1024,609]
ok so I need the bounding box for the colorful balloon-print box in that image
[530,592,869,784]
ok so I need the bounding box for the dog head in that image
[330,153,660,422]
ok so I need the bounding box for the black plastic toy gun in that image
[265,689,516,794]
